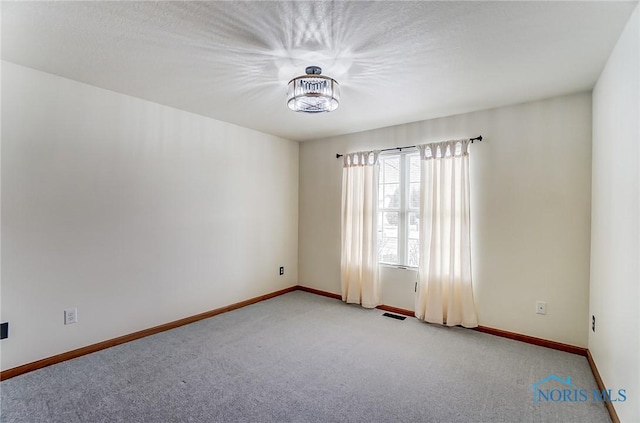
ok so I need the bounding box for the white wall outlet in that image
[535,301,547,315]
[64,308,78,325]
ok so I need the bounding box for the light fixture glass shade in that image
[287,66,340,113]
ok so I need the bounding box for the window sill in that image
[379,264,418,271]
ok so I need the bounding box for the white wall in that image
[0,62,299,371]
[299,92,592,347]
[590,5,639,422]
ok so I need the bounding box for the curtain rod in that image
[335,135,483,159]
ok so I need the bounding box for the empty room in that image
[1,1,638,422]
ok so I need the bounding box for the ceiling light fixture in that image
[287,66,340,113]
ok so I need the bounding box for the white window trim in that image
[378,150,419,268]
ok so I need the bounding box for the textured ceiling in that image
[2,1,637,141]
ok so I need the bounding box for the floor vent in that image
[382,312,406,321]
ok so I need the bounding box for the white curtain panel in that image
[415,140,478,327]
[341,151,381,308]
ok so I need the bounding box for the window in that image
[378,152,420,267]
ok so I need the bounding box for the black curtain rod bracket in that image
[336,135,483,159]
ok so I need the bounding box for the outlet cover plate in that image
[64,308,78,325]
[536,301,547,315]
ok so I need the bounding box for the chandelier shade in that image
[287,66,340,113]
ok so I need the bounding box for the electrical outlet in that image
[535,301,547,315]
[592,315,596,332]
[64,308,78,325]
[279,267,284,276]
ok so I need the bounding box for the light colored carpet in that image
[0,291,610,422]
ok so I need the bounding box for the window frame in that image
[377,151,420,268]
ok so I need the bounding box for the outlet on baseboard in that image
[64,308,78,325]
